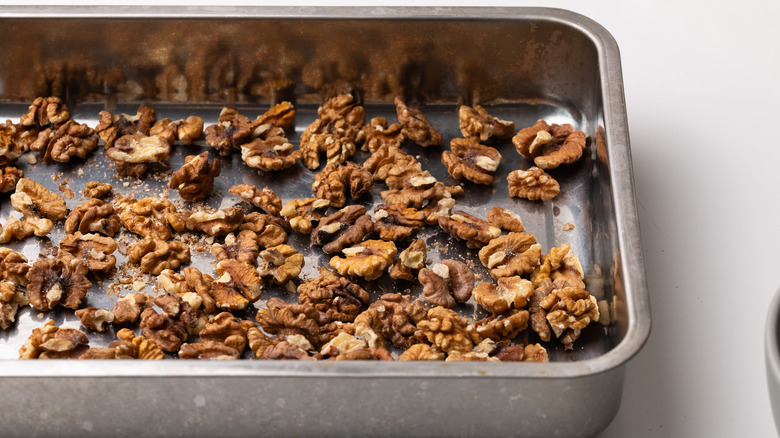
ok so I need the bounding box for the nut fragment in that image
[0,120,34,166]
[381,177,461,210]
[299,94,364,170]
[180,312,253,359]
[0,280,28,330]
[229,185,282,216]
[184,207,244,236]
[437,211,501,249]
[169,152,221,201]
[19,320,89,359]
[26,256,91,311]
[253,101,296,135]
[418,260,475,308]
[30,120,98,163]
[119,196,185,240]
[472,276,533,314]
[256,297,324,347]
[128,237,191,275]
[394,96,441,147]
[513,119,586,169]
[212,259,263,310]
[357,117,405,153]
[311,205,374,254]
[11,177,67,221]
[75,308,115,332]
[280,197,331,234]
[59,232,118,273]
[95,104,156,149]
[354,293,428,349]
[0,166,23,193]
[312,161,373,208]
[478,232,542,279]
[211,230,259,264]
[158,267,217,315]
[389,238,427,281]
[442,138,502,185]
[329,239,397,281]
[540,286,599,349]
[257,244,304,285]
[298,269,370,323]
[106,133,171,178]
[362,144,422,189]
[82,181,112,199]
[458,105,515,142]
[65,198,121,236]
[488,206,525,233]
[204,107,254,155]
[417,307,475,354]
[507,167,560,201]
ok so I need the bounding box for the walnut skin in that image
[0,216,52,243]
[389,238,427,281]
[311,205,374,254]
[26,257,91,311]
[418,260,475,308]
[83,181,112,199]
[0,166,23,193]
[65,198,121,237]
[488,206,525,233]
[106,134,171,178]
[95,104,156,149]
[169,152,221,201]
[394,96,441,147]
[119,196,185,240]
[19,320,89,359]
[0,248,31,286]
[442,138,502,185]
[417,307,475,354]
[468,309,530,342]
[512,119,586,169]
[241,135,301,172]
[257,244,304,285]
[354,293,428,349]
[373,203,425,241]
[20,97,70,129]
[298,269,370,323]
[229,185,282,216]
[211,230,259,264]
[540,286,599,349]
[240,212,288,248]
[0,280,28,330]
[184,207,244,236]
[437,211,501,249]
[478,232,542,279]
[280,197,331,234]
[150,116,204,145]
[212,259,263,310]
[204,107,254,155]
[329,239,397,281]
[472,276,533,314]
[59,232,118,273]
[75,308,115,332]
[507,167,560,201]
[312,161,373,208]
[458,105,515,142]
[128,237,191,275]
[11,178,67,221]
[357,117,405,153]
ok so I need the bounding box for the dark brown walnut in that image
[397,344,445,361]
[212,259,263,310]
[389,238,427,281]
[418,260,475,308]
[82,181,112,199]
[20,96,70,129]
[127,237,191,275]
[59,232,118,273]
[178,341,241,360]
[0,280,28,330]
[417,306,476,354]
[372,203,425,242]
[528,277,554,342]
[507,167,560,201]
[381,175,462,210]
[111,292,151,325]
[253,101,296,135]
[169,152,221,201]
[312,161,373,208]
[297,269,370,323]
[157,267,217,315]
[11,177,67,221]
[318,93,365,133]
[26,257,91,311]
[478,232,542,279]
[150,116,204,145]
[95,104,156,149]
[280,197,331,234]
[204,107,254,156]
[257,244,304,286]
[472,276,534,314]
[19,320,90,359]
[256,297,325,347]
[394,96,442,147]
[329,239,397,281]
[106,133,171,178]
[356,117,405,153]
[468,309,530,343]
[362,144,422,189]
[488,206,525,233]
[508,343,549,362]
[354,293,428,349]
[311,205,374,254]
[211,230,259,264]
[74,308,115,332]
[0,166,23,193]
[442,138,502,185]
[199,312,254,353]
[140,294,199,353]
[240,212,288,248]
[184,207,244,236]
[260,340,316,361]
[437,211,501,249]
[458,104,515,142]
[110,328,164,360]
[241,135,302,171]
[0,248,31,286]
[65,198,120,237]
[512,119,586,169]
[0,216,52,243]
[540,286,599,350]
[229,184,282,216]
[119,196,185,240]
[29,119,98,163]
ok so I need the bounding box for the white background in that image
[3,1,779,436]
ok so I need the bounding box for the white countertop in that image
[3,0,778,436]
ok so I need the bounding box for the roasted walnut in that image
[26,256,91,311]
[240,135,301,171]
[394,96,441,147]
[441,138,502,185]
[381,175,461,210]
[540,286,599,349]
[311,205,374,254]
[0,248,30,286]
[158,267,217,315]
[180,312,253,359]
[529,278,553,342]
[253,101,296,135]
[458,104,515,142]
[65,198,120,236]
[83,181,112,199]
[119,196,185,240]
[256,297,324,347]
[19,320,89,359]
[140,294,198,353]
[240,212,288,248]
[150,116,204,145]
[260,340,316,360]
[59,232,118,273]
[0,120,33,166]
[398,344,445,361]
[0,280,28,330]
[420,194,457,225]
[106,134,171,178]
[512,119,586,169]
[280,197,331,234]
[468,309,529,342]
[329,239,397,281]
[418,260,475,308]
[478,232,542,279]
[111,292,151,325]
[354,293,428,349]
[319,332,370,358]
[128,237,191,275]
[110,328,164,360]
[417,306,475,354]
[169,152,221,201]
[11,177,67,221]
[507,167,560,201]
[204,107,254,155]
[212,259,263,310]
[298,269,370,323]
[0,166,23,193]
[184,207,244,236]
[20,96,70,129]
[229,184,282,216]
[488,206,525,233]
[257,244,304,285]
[211,230,259,264]
[0,216,52,243]
[75,308,115,332]
[178,341,241,360]
[472,276,533,314]
[362,144,422,189]
[389,238,427,281]
[357,117,405,153]
[372,203,425,241]
[299,125,357,170]
[312,161,373,208]
[30,119,98,163]
[437,211,501,249]
[531,244,578,287]
[95,104,156,149]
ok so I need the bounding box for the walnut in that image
[106,134,171,178]
[59,232,117,273]
[11,177,67,221]
[111,292,151,325]
[488,206,525,233]
[204,107,254,156]
[418,260,474,308]
[529,278,553,342]
[95,104,156,149]
[280,197,331,234]
[0,166,23,193]
[357,117,405,153]
[446,350,500,362]
[381,176,460,210]
[178,341,240,360]
[65,198,120,236]
[211,230,259,264]
[110,328,164,359]
[26,257,91,311]
[298,269,370,323]
[0,120,34,165]
[354,293,427,349]
[150,116,204,145]
[19,320,89,359]
[420,194,457,225]
[389,238,427,281]
[442,138,502,185]
[74,308,115,332]
[0,248,30,286]
[180,312,253,359]
[169,152,221,201]
[437,211,501,249]
[311,205,374,254]
[499,343,549,362]
[256,297,324,347]
[458,104,515,142]
[184,207,244,236]
[512,119,586,169]
[530,244,577,287]
[0,216,52,243]
[212,259,263,310]
[119,196,185,240]
[472,276,533,314]
[507,167,560,201]
[398,344,445,361]
[362,144,422,189]
[478,232,542,279]
[468,309,529,342]
[240,212,288,248]
[229,185,282,216]
[540,286,599,349]
[372,203,425,241]
[417,307,475,354]
[329,239,397,281]
[246,325,274,359]
[260,340,316,360]
[320,332,369,358]
[139,295,198,353]
[0,281,28,330]
[128,237,191,275]
[30,120,98,163]
[312,161,373,208]
[20,96,70,128]
[394,96,441,147]
[257,244,304,285]
[253,101,296,135]
[300,127,357,170]
[158,267,217,315]
[83,181,112,199]
[240,135,301,172]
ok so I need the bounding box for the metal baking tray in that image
[0,6,650,438]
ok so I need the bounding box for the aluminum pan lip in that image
[0,6,651,379]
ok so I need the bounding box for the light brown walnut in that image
[106,133,171,178]
[95,104,156,149]
[11,177,67,221]
[157,267,217,315]
[30,120,98,164]
[398,344,445,361]
[110,328,164,360]
[458,105,515,142]
[260,340,316,360]
[300,126,356,170]
[169,152,221,201]
[280,197,331,234]
[240,135,301,171]
[59,232,117,273]
[0,121,33,166]
[253,101,296,135]
[184,207,244,236]
[298,269,370,323]
[513,119,586,169]
[531,244,575,287]
[257,244,304,285]
[329,239,397,281]
[389,238,427,281]
[528,278,554,342]
[65,198,120,237]
[362,144,422,189]
[0,248,30,286]
[0,280,28,330]
[442,138,502,185]
[240,212,288,248]
[256,297,324,347]
[312,161,373,208]
[357,117,405,153]
[83,181,112,199]
[373,203,425,242]
[0,166,23,193]
[478,232,542,279]
[128,237,191,275]
[211,230,259,264]
[468,309,529,342]
[212,259,263,310]
[354,293,428,350]
[74,308,115,332]
[311,205,374,254]
[111,292,151,325]
[178,341,241,360]
[204,107,254,155]
[19,320,89,359]
[26,257,91,311]
[119,196,185,240]
[381,176,461,210]
[229,184,282,216]
[488,206,525,233]
[418,260,475,308]
[150,116,204,145]
[20,97,70,128]
[472,276,533,314]
[394,96,441,147]
[417,306,475,354]
[540,286,599,349]
[0,216,52,243]
[420,194,457,225]
[139,296,198,353]
[437,211,501,249]
[507,167,560,201]
[183,311,254,358]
